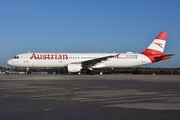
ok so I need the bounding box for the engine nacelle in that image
[67,64,82,73]
[92,63,106,68]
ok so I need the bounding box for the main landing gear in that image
[86,69,94,75]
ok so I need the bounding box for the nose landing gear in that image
[26,67,29,74]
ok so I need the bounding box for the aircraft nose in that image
[7,59,14,66]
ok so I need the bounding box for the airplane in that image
[7,32,173,74]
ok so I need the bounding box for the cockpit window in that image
[13,56,19,59]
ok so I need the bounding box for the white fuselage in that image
[7,52,152,68]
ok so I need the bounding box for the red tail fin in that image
[141,32,168,55]
[141,32,172,63]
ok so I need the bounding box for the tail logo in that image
[154,42,163,48]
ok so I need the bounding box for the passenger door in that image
[24,54,29,63]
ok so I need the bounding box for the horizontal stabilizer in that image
[154,54,174,61]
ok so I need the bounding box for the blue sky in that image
[0,0,180,68]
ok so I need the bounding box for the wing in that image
[72,53,120,67]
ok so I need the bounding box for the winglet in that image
[115,53,120,58]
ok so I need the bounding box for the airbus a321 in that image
[7,32,173,74]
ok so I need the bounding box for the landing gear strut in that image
[26,67,29,74]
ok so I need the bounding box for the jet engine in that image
[67,64,82,73]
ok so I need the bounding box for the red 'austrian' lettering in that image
[30,53,68,60]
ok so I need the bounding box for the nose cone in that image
[7,59,14,66]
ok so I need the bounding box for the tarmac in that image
[0,74,180,120]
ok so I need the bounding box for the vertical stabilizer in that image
[142,32,168,55]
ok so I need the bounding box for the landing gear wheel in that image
[86,70,94,75]
[90,71,94,75]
